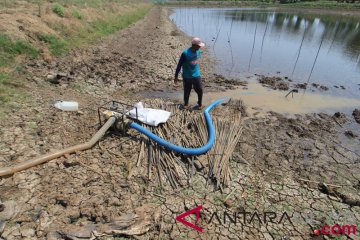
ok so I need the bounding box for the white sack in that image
[127,102,171,127]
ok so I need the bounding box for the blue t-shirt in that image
[175,48,201,79]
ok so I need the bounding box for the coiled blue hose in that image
[129,98,225,155]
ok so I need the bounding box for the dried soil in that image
[0,6,360,240]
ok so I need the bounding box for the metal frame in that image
[97,100,138,127]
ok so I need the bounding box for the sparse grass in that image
[163,216,172,224]
[0,73,12,103]
[180,232,188,239]
[247,196,256,204]
[38,33,68,56]
[154,185,163,194]
[89,6,152,37]
[12,42,38,57]
[37,4,151,56]
[3,220,17,228]
[71,9,83,20]
[66,4,152,48]
[149,196,163,204]
[283,204,293,212]
[27,122,37,129]
[0,72,29,120]
[0,0,149,9]
[0,110,6,119]
[56,0,146,8]
[213,194,226,206]
[72,82,84,92]
[15,65,24,74]
[2,2,152,58]
[0,34,38,67]
[0,1,152,117]
[180,187,192,196]
[0,73,26,105]
[52,3,65,17]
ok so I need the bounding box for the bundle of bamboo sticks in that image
[131,99,244,190]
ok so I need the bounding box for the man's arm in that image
[174,53,186,83]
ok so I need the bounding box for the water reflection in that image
[170,8,360,99]
[222,10,360,58]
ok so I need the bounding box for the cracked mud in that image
[0,6,360,240]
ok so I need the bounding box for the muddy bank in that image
[353,109,360,124]
[0,6,360,240]
[256,75,341,94]
[257,75,289,91]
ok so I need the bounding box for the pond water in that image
[169,8,360,100]
[141,80,360,115]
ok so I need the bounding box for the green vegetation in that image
[213,194,226,206]
[56,0,145,7]
[38,33,68,56]
[44,4,152,54]
[72,82,84,92]
[0,34,38,67]
[1,1,152,60]
[52,3,65,17]
[0,73,12,103]
[153,185,163,194]
[27,121,37,129]
[0,72,27,106]
[89,6,151,37]
[0,35,37,107]
[0,0,152,115]
[0,0,145,9]
[71,9,83,19]
[36,4,151,57]
[333,236,345,240]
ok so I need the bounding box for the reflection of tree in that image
[220,10,360,58]
[323,20,360,58]
[344,29,360,58]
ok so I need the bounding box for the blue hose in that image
[129,98,226,155]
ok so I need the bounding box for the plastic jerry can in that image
[54,101,79,111]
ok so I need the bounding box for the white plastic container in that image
[54,101,79,111]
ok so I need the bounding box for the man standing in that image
[174,37,205,109]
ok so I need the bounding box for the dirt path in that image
[0,6,360,240]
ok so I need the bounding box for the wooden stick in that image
[148,139,152,180]
[136,141,144,167]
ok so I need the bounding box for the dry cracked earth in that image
[0,6,360,240]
